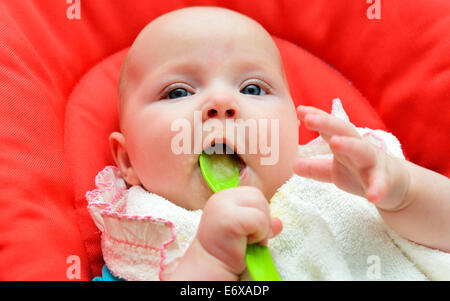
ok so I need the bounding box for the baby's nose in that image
[206,108,235,118]
[201,93,240,121]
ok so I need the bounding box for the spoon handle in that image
[245,244,281,281]
[199,152,281,281]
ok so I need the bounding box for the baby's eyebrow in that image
[151,60,206,77]
[232,59,279,74]
[146,58,282,86]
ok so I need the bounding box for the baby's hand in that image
[196,186,281,278]
[166,186,281,280]
[295,105,411,211]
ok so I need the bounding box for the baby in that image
[87,6,450,281]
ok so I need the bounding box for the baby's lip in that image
[202,135,237,156]
[199,135,247,171]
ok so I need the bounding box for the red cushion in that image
[0,0,448,280]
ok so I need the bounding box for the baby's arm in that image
[295,105,450,252]
[165,187,282,280]
[379,159,450,252]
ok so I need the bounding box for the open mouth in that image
[200,142,247,179]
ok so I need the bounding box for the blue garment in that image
[92,265,125,281]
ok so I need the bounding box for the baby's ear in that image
[109,132,141,186]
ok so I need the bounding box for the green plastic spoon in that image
[199,150,281,281]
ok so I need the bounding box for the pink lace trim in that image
[362,132,385,151]
[86,166,175,281]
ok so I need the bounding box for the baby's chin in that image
[172,165,216,210]
[193,164,274,209]
[151,154,282,210]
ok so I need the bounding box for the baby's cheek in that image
[268,129,298,192]
[129,129,175,180]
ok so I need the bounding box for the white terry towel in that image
[87,99,450,281]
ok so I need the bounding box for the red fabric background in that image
[0,0,449,280]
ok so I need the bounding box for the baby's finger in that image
[329,136,376,169]
[297,105,329,120]
[303,114,360,142]
[269,217,283,238]
[366,170,388,204]
[233,206,271,245]
[293,157,332,183]
[258,217,283,246]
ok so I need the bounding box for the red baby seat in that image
[0,0,449,280]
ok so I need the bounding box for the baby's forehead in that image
[145,6,268,40]
[129,7,281,69]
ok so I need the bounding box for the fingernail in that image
[366,189,379,204]
[259,239,268,246]
[297,105,308,112]
[332,136,341,142]
[306,115,320,124]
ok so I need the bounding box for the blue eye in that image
[167,88,192,99]
[240,84,267,96]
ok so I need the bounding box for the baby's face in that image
[114,7,299,210]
